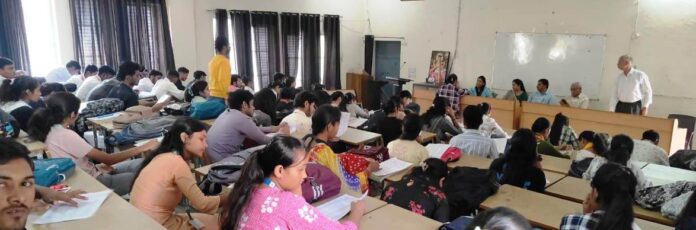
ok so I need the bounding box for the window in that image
[22,0,62,76]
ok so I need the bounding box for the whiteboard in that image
[491,32,607,99]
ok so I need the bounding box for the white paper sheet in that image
[336,112,350,137]
[372,158,412,177]
[493,138,508,154]
[34,190,112,224]
[348,118,367,128]
[315,191,368,221]
[426,144,451,159]
[134,136,164,147]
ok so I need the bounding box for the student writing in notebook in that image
[220,136,365,229]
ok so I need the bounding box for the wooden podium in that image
[346,72,369,103]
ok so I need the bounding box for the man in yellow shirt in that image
[208,36,232,101]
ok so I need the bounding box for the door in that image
[374,40,401,103]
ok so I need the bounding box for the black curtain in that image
[0,0,31,72]
[280,13,300,78]
[323,15,340,89]
[214,9,228,39]
[364,35,374,75]
[251,11,280,88]
[230,10,252,79]
[70,0,175,72]
[300,14,320,90]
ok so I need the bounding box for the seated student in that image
[152,70,185,101]
[280,91,315,138]
[387,113,429,164]
[228,74,243,92]
[304,105,379,192]
[130,117,226,230]
[345,92,368,118]
[466,207,532,230]
[561,163,641,230]
[378,99,404,145]
[382,158,449,222]
[468,75,493,98]
[399,90,420,115]
[0,76,40,131]
[220,136,365,229]
[283,76,297,99]
[136,70,162,93]
[174,67,189,90]
[490,128,546,192]
[573,131,610,161]
[677,192,696,230]
[187,70,206,87]
[630,129,669,165]
[184,80,209,104]
[276,87,295,120]
[549,113,580,150]
[478,102,509,138]
[106,61,170,111]
[254,73,284,124]
[311,84,330,106]
[502,78,529,102]
[0,138,87,230]
[528,78,555,104]
[0,57,16,82]
[560,82,589,109]
[77,65,116,101]
[65,64,97,88]
[27,92,159,195]
[330,91,345,110]
[583,134,651,192]
[422,96,462,142]
[241,75,254,93]
[207,90,288,162]
[450,105,500,159]
[40,82,67,96]
[532,117,569,159]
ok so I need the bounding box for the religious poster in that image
[426,51,450,85]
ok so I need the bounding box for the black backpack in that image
[568,158,594,178]
[442,166,500,220]
[670,150,696,171]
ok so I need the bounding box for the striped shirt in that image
[449,129,500,159]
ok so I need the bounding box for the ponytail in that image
[220,136,305,229]
[591,163,637,230]
[0,76,39,103]
[27,92,80,141]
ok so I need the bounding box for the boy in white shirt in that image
[136,70,162,93]
[151,70,185,100]
[65,65,98,88]
[75,65,116,101]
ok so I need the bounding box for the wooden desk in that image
[340,128,383,146]
[642,163,696,186]
[541,155,571,174]
[86,114,121,153]
[545,176,675,226]
[482,185,671,230]
[27,169,165,230]
[16,131,47,157]
[358,204,442,230]
[418,131,437,144]
[447,154,495,169]
[545,171,566,188]
[194,164,212,177]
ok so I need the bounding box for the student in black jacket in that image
[254,73,285,124]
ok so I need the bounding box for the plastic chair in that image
[669,114,695,150]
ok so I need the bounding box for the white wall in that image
[166,0,696,118]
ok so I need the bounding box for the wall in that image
[166,0,696,118]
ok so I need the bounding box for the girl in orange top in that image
[130,117,227,230]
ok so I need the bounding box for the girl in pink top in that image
[220,136,366,229]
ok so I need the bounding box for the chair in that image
[669,114,695,150]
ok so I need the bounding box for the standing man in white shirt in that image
[0,57,15,82]
[151,70,185,100]
[611,55,653,116]
[561,82,589,109]
[46,61,81,83]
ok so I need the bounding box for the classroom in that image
[1,0,695,229]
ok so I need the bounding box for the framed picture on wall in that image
[426,51,450,85]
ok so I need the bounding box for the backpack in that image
[443,166,500,220]
[187,100,225,120]
[75,98,124,134]
[113,106,156,129]
[439,216,474,230]
[636,181,696,210]
[199,145,263,195]
[568,158,594,178]
[301,163,342,203]
[670,150,696,171]
[346,145,390,162]
[358,110,385,132]
[108,116,177,145]
[33,158,75,187]
[163,102,190,116]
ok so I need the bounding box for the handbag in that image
[347,145,390,162]
[33,158,75,187]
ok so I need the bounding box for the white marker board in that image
[491,32,607,99]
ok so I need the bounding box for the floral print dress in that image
[309,143,371,192]
[381,174,450,222]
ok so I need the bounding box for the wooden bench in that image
[482,185,672,230]
[545,176,675,226]
[340,128,383,146]
[27,169,165,230]
[358,204,442,230]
